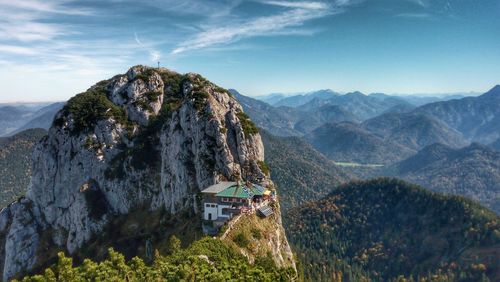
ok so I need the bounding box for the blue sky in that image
[0,0,499,102]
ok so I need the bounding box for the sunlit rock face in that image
[0,66,294,280]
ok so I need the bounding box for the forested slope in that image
[286,178,500,281]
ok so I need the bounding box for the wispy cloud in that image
[134,31,162,62]
[262,1,329,10]
[0,0,361,73]
[396,12,431,18]
[0,0,131,77]
[405,0,429,8]
[172,1,337,54]
[398,0,455,19]
[0,0,366,101]
[0,44,38,55]
[0,22,65,42]
[0,0,92,42]
[0,0,93,15]
[134,32,143,45]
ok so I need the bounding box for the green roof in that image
[215,183,267,198]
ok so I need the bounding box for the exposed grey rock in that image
[0,66,293,280]
[1,198,40,280]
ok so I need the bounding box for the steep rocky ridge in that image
[0,66,294,280]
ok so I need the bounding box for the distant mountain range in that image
[229,89,302,136]
[306,122,415,165]
[0,106,33,136]
[304,111,468,165]
[273,89,340,107]
[414,85,500,143]
[385,143,500,214]
[234,86,500,164]
[259,90,479,107]
[231,89,414,136]
[232,88,492,140]
[254,93,287,105]
[288,91,413,120]
[260,122,500,215]
[362,112,467,151]
[0,102,64,136]
[11,102,65,134]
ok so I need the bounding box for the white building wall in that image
[203,203,219,220]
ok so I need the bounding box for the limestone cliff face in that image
[0,66,293,280]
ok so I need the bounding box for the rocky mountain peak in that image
[0,65,293,280]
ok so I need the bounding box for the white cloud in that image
[0,22,64,42]
[396,12,431,18]
[0,44,38,55]
[134,32,143,45]
[134,32,162,62]
[150,50,161,62]
[0,0,92,15]
[142,0,243,18]
[262,1,329,10]
[333,0,364,7]
[172,1,334,54]
[0,0,91,42]
[405,0,429,8]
